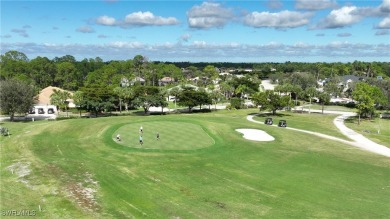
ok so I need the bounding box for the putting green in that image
[112,121,214,150]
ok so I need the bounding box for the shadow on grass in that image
[250,112,292,117]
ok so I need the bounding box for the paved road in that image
[247,110,390,158]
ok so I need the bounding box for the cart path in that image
[246,112,390,158]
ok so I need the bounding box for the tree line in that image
[0,50,389,121]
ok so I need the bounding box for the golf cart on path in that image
[278,120,287,127]
[265,118,273,125]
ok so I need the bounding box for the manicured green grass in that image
[253,111,349,140]
[113,121,214,150]
[1,109,390,218]
[345,117,390,148]
[301,104,356,112]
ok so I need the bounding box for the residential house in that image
[158,77,175,86]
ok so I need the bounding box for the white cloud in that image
[124,11,179,26]
[2,41,389,62]
[76,26,95,33]
[315,6,363,29]
[377,17,390,28]
[192,41,208,48]
[243,10,312,28]
[380,0,390,13]
[96,15,116,26]
[295,0,336,10]
[187,2,234,29]
[108,41,144,49]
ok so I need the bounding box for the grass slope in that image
[344,117,390,148]
[253,111,349,140]
[1,109,390,218]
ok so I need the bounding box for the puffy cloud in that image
[243,10,312,28]
[108,41,144,49]
[380,0,390,13]
[187,2,234,29]
[295,0,336,10]
[96,15,116,26]
[377,17,390,28]
[315,6,363,29]
[124,11,179,26]
[76,26,95,33]
[337,32,352,37]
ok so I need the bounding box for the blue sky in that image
[1,0,389,62]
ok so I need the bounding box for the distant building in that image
[36,86,75,108]
[130,77,145,86]
[158,77,175,86]
[26,105,57,120]
[120,78,130,87]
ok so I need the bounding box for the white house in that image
[26,105,57,120]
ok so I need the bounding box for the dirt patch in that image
[6,162,33,188]
[66,172,99,212]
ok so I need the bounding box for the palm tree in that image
[72,91,84,117]
[113,87,134,113]
[50,89,62,115]
[219,82,234,99]
[168,86,180,112]
[50,89,71,117]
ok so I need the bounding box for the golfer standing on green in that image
[139,135,143,145]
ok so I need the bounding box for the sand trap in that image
[236,129,275,141]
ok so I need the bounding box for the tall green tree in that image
[55,62,78,90]
[132,86,166,114]
[80,84,116,117]
[50,89,71,117]
[113,87,134,112]
[72,91,84,117]
[29,56,56,88]
[168,86,181,112]
[252,91,290,115]
[0,79,36,121]
[318,92,331,114]
[177,88,211,112]
[0,50,30,80]
[210,89,225,110]
[352,82,387,122]
[284,72,317,91]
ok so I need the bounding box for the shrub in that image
[0,126,9,136]
[230,97,243,109]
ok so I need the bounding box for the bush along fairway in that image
[1,109,390,218]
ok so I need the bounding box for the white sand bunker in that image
[236,129,275,141]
